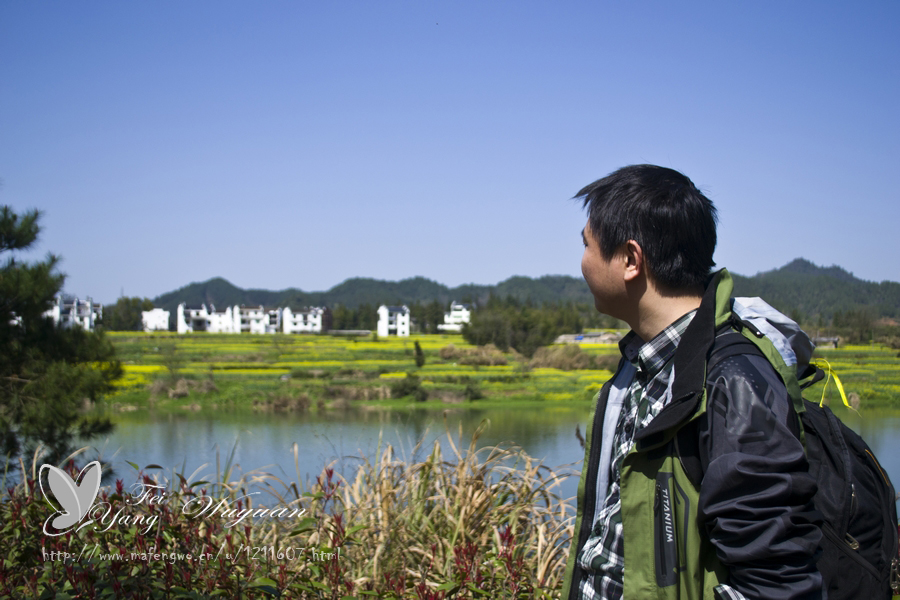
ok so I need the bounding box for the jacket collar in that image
[633,268,732,446]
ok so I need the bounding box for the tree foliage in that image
[103,296,154,331]
[331,303,378,330]
[462,296,583,358]
[832,308,877,344]
[409,299,445,333]
[0,207,121,469]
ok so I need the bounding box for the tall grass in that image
[0,422,574,598]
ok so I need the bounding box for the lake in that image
[88,403,900,506]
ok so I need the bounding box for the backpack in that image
[680,298,900,599]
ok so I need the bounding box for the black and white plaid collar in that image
[618,310,697,383]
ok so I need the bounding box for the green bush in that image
[414,341,426,368]
[464,380,485,401]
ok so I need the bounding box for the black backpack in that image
[682,329,900,599]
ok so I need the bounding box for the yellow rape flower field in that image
[102,332,900,413]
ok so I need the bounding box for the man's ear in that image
[622,240,643,283]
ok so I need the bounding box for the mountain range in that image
[151,259,900,321]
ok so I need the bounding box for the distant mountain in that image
[152,259,900,320]
[152,274,595,316]
[153,277,301,312]
[731,258,900,320]
[773,258,858,283]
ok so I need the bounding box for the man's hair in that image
[576,164,718,291]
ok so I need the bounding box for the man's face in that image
[581,220,625,317]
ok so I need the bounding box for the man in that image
[562,165,822,599]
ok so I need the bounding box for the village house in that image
[141,308,170,332]
[377,305,410,337]
[177,303,211,333]
[207,305,237,333]
[282,307,330,334]
[437,301,471,332]
[176,303,329,334]
[236,305,268,334]
[265,309,281,334]
[176,304,238,334]
[44,295,102,331]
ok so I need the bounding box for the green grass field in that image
[102,332,900,413]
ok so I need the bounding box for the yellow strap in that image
[814,358,851,409]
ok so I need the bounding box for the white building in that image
[236,305,268,334]
[45,295,102,331]
[177,303,325,334]
[207,305,237,333]
[177,303,237,333]
[282,307,328,334]
[142,308,170,332]
[437,301,471,333]
[264,309,281,334]
[177,303,210,333]
[377,305,410,337]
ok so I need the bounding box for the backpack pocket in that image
[819,521,886,599]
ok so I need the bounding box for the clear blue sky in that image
[2,1,898,304]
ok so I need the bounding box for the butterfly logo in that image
[39,461,102,536]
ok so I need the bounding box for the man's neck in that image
[629,287,702,343]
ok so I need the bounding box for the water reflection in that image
[90,404,900,506]
[92,405,593,499]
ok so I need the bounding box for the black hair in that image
[576,164,718,291]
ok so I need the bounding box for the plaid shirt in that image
[576,309,748,600]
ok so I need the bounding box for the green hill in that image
[152,259,899,321]
[731,259,900,320]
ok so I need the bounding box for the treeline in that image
[330,300,458,333]
[330,304,377,330]
[828,308,892,345]
[460,296,624,358]
[101,297,154,331]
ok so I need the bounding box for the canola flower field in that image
[102,332,900,412]
[810,344,900,410]
[104,332,619,411]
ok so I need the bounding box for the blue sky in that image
[2,1,898,303]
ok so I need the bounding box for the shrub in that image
[439,343,462,361]
[439,344,507,366]
[255,391,311,412]
[391,373,428,402]
[291,368,328,379]
[414,341,426,368]
[0,426,574,598]
[529,345,619,371]
[464,380,485,401]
